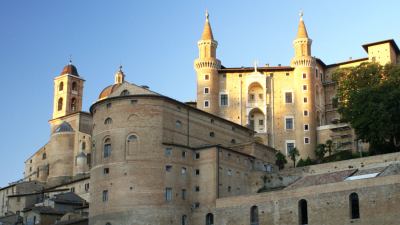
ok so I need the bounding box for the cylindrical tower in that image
[194,11,221,115]
[290,13,317,159]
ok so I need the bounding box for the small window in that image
[59,82,64,91]
[182,151,187,158]
[194,202,200,208]
[42,153,46,160]
[231,139,236,144]
[316,69,319,78]
[250,94,255,101]
[70,187,75,192]
[71,98,77,112]
[127,134,137,142]
[204,100,209,108]
[286,142,295,155]
[181,189,186,200]
[195,186,200,192]
[299,199,308,225]
[302,73,307,79]
[285,117,294,130]
[131,99,138,104]
[286,73,290,76]
[194,152,200,159]
[103,168,109,174]
[166,165,172,172]
[204,74,209,80]
[206,213,214,225]
[209,132,215,137]
[285,92,293,103]
[204,87,209,94]
[303,110,309,116]
[304,137,310,144]
[182,215,188,225]
[304,124,309,131]
[258,93,263,99]
[228,186,231,192]
[220,94,228,106]
[303,85,307,91]
[181,167,187,175]
[85,183,90,192]
[259,119,264,126]
[103,138,111,158]
[102,190,108,202]
[349,193,360,219]
[195,169,200,176]
[165,188,172,201]
[303,97,308,103]
[165,148,172,156]
[82,141,86,150]
[104,117,112,125]
[120,90,129,96]
[250,206,259,225]
[176,120,182,128]
[227,169,232,176]
[210,118,214,123]
[58,98,63,111]
[72,82,78,91]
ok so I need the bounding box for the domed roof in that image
[60,63,79,76]
[98,83,123,100]
[54,121,74,133]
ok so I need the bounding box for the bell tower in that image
[194,10,221,115]
[52,61,85,119]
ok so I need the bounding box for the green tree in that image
[288,147,300,168]
[315,144,327,163]
[325,140,334,156]
[275,152,287,170]
[333,63,400,154]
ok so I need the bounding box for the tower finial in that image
[205,9,209,21]
[69,54,72,65]
[299,10,304,21]
[254,60,258,72]
[119,64,123,71]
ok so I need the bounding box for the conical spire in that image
[296,11,309,39]
[201,10,214,40]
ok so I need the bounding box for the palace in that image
[0,12,399,225]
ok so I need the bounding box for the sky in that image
[0,0,399,187]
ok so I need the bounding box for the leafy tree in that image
[288,147,300,168]
[297,157,314,167]
[333,63,400,154]
[325,140,334,156]
[296,158,305,167]
[275,152,287,170]
[315,144,327,163]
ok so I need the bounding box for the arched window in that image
[299,199,308,225]
[59,82,64,91]
[127,134,138,155]
[181,215,188,225]
[103,138,111,158]
[58,98,63,111]
[104,118,112,125]
[120,90,129,96]
[72,82,78,91]
[250,205,259,225]
[71,98,77,112]
[206,213,214,225]
[349,193,360,219]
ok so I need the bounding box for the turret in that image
[194,10,221,115]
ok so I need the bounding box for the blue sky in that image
[0,0,399,187]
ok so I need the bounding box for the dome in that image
[60,64,79,76]
[54,121,74,133]
[98,83,122,100]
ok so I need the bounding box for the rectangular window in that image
[304,124,309,131]
[227,169,232,176]
[316,69,319,78]
[303,97,308,103]
[303,85,307,91]
[285,92,293,103]
[285,117,294,130]
[195,169,200,176]
[303,110,309,116]
[182,151,186,158]
[249,94,255,101]
[104,144,111,158]
[165,188,172,201]
[220,94,228,106]
[181,189,186,200]
[103,168,109,174]
[85,183,90,192]
[166,165,172,172]
[204,74,209,80]
[195,186,200,192]
[204,87,209,94]
[303,73,307,79]
[194,152,200,160]
[304,137,310,144]
[102,190,108,202]
[204,100,209,108]
[71,187,75,192]
[258,93,263,99]
[259,119,264,126]
[181,167,187,175]
[286,141,295,155]
[165,148,172,156]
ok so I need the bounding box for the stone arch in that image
[127,114,138,122]
[126,134,139,155]
[248,108,265,132]
[248,82,264,103]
